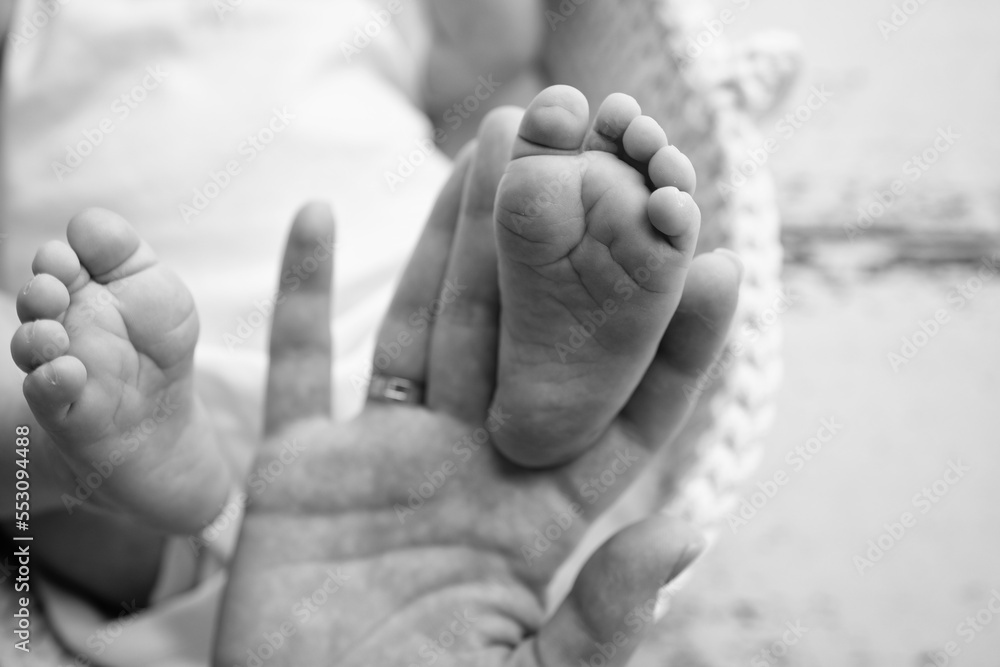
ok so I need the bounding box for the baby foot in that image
[10,208,231,533]
[492,85,701,467]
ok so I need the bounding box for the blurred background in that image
[0,0,995,664]
[638,0,1000,664]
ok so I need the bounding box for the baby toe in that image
[15,274,70,323]
[32,240,83,288]
[10,320,71,373]
[66,208,144,281]
[648,186,701,251]
[513,84,590,158]
[583,92,642,153]
[23,355,87,414]
[649,145,697,194]
[622,115,669,165]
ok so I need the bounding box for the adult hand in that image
[214,110,742,667]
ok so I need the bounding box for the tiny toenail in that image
[22,277,34,295]
[41,364,58,385]
[25,322,35,342]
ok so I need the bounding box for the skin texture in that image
[10,209,233,534]
[215,104,743,666]
[491,86,703,468]
[0,1,747,635]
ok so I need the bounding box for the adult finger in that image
[369,143,475,396]
[264,202,336,435]
[620,249,743,449]
[513,514,704,667]
[426,106,522,422]
[547,250,743,521]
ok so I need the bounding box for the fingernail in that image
[713,248,744,281]
[654,539,706,621]
[653,584,673,621]
[663,538,706,586]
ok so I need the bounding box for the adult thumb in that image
[516,515,704,667]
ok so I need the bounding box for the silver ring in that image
[367,374,425,405]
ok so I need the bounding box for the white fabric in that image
[37,489,244,667]
[1,0,450,419]
[2,1,452,665]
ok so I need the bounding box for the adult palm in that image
[214,111,742,667]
